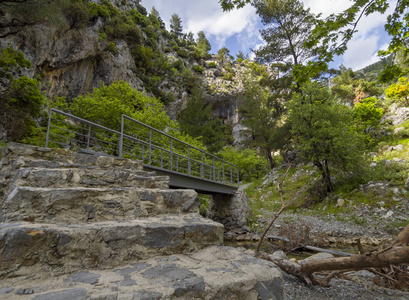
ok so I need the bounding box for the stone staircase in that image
[0,143,283,299]
[0,143,224,278]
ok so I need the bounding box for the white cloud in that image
[302,0,350,17]
[141,0,394,69]
[141,0,259,51]
[342,34,381,70]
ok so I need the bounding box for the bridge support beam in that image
[208,190,251,232]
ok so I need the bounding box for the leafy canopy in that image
[289,82,366,195]
[69,80,205,150]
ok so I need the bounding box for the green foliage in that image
[217,147,269,182]
[240,77,286,168]
[307,0,409,81]
[63,2,89,29]
[0,48,45,142]
[207,62,217,68]
[170,14,183,38]
[70,81,173,131]
[178,90,226,153]
[331,66,383,103]
[216,47,230,62]
[192,65,204,74]
[196,31,211,58]
[105,42,118,55]
[133,46,154,71]
[104,13,142,44]
[385,77,409,106]
[353,97,384,135]
[289,82,367,199]
[0,47,31,80]
[171,59,184,71]
[223,72,234,81]
[199,194,210,217]
[254,0,318,84]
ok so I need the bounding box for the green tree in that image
[216,47,230,62]
[70,80,174,131]
[385,77,409,106]
[217,147,269,182]
[170,13,183,39]
[353,97,384,136]
[288,82,366,197]
[239,77,284,169]
[331,66,383,104]
[253,0,318,85]
[178,90,226,153]
[0,48,45,142]
[196,31,211,58]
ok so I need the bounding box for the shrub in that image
[64,2,89,29]
[192,65,203,74]
[171,59,184,71]
[217,147,269,182]
[207,62,217,68]
[105,42,118,55]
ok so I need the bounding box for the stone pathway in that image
[0,246,283,300]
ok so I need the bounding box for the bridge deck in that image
[144,165,238,195]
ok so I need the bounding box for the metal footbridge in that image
[45,109,239,194]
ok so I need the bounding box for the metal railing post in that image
[212,158,215,181]
[176,155,179,172]
[188,147,191,176]
[142,145,144,163]
[119,115,124,158]
[170,139,173,171]
[200,153,203,178]
[86,125,91,150]
[222,162,224,183]
[230,165,233,185]
[236,167,239,187]
[149,129,152,165]
[161,149,163,168]
[45,109,52,148]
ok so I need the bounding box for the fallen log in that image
[266,235,355,257]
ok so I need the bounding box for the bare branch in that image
[255,164,292,253]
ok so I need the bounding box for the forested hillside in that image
[1,0,409,294]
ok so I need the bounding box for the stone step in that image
[4,167,169,193]
[1,142,143,171]
[0,246,283,300]
[1,187,199,223]
[0,216,225,278]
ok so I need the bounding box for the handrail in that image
[45,109,239,188]
[121,115,237,167]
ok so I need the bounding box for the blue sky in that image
[141,0,395,71]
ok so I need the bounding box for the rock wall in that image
[0,22,142,101]
[208,190,251,232]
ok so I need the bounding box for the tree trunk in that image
[257,223,409,286]
[314,160,332,194]
[267,147,275,169]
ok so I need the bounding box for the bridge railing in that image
[120,115,239,186]
[45,109,239,187]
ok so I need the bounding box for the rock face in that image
[382,103,409,126]
[0,143,283,299]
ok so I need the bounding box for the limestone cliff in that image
[0,0,266,144]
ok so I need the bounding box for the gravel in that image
[283,273,409,300]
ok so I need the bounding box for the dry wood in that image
[255,220,409,286]
[255,164,292,253]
